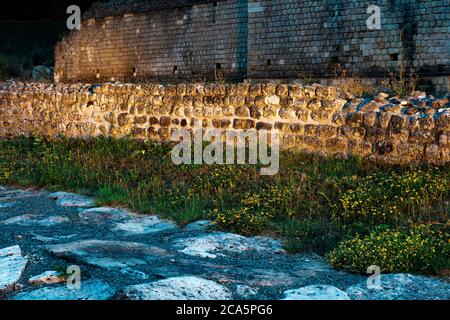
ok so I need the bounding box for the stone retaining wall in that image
[1,81,449,165]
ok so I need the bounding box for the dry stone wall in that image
[1,81,450,165]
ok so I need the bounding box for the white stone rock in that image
[121,276,233,300]
[175,232,285,259]
[78,207,131,223]
[235,285,259,298]
[2,214,69,227]
[113,215,177,235]
[0,246,28,293]
[347,274,450,300]
[120,268,149,280]
[45,240,168,269]
[12,279,115,300]
[283,285,351,300]
[31,233,77,243]
[183,220,214,232]
[29,271,65,285]
[49,192,95,207]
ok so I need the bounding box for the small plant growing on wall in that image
[332,64,374,97]
[382,30,418,97]
[297,71,315,86]
[382,59,418,98]
[215,71,226,84]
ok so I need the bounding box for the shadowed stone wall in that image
[1,81,449,165]
[247,0,450,78]
[55,0,450,92]
[55,0,248,83]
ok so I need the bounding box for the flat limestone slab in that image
[121,276,233,300]
[49,192,96,208]
[0,246,28,293]
[113,215,177,235]
[283,285,350,300]
[175,232,285,259]
[45,240,168,269]
[120,268,149,280]
[79,207,177,235]
[31,233,78,243]
[12,279,116,300]
[78,207,131,223]
[235,285,259,299]
[347,274,450,300]
[1,214,69,227]
[183,220,214,232]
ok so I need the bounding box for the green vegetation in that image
[327,225,449,274]
[335,170,449,225]
[0,136,448,274]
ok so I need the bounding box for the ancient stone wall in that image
[1,81,450,165]
[247,0,450,78]
[55,0,450,88]
[55,0,248,83]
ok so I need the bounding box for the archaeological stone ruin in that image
[1,81,449,164]
[0,0,449,164]
[54,0,449,94]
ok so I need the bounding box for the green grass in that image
[0,136,448,274]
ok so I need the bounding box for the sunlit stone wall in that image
[1,81,449,165]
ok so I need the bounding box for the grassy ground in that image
[0,136,448,275]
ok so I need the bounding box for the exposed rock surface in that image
[31,233,78,243]
[0,246,28,293]
[45,240,168,269]
[283,285,351,300]
[120,276,233,300]
[78,207,177,235]
[113,215,177,235]
[175,232,285,259]
[120,268,149,280]
[2,215,69,227]
[347,274,450,300]
[12,279,115,300]
[49,192,96,207]
[183,220,214,232]
[0,186,448,301]
[78,207,131,223]
[235,285,259,299]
